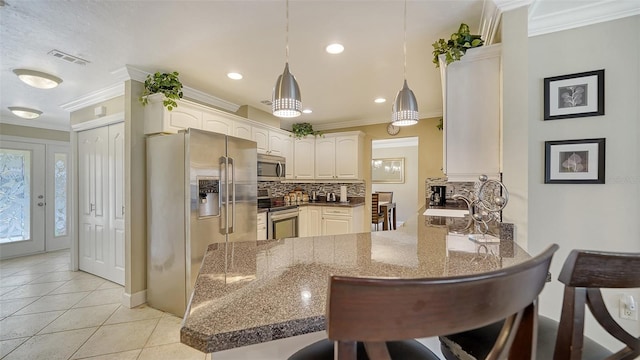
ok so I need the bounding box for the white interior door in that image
[78,127,110,280]
[0,141,46,259]
[77,124,125,285]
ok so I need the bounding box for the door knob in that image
[37,202,45,206]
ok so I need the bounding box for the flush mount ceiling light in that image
[272,0,302,118]
[227,72,243,80]
[13,69,63,89]
[325,43,344,54]
[391,0,419,127]
[374,98,387,104]
[8,106,42,119]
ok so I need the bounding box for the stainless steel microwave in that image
[257,154,286,181]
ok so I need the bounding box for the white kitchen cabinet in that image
[143,94,203,134]
[257,212,267,241]
[281,136,294,179]
[314,132,364,180]
[252,126,269,154]
[314,137,336,179]
[268,130,287,157]
[308,207,322,236]
[293,137,315,180]
[252,127,291,156]
[233,121,252,141]
[298,207,308,237]
[440,44,501,182]
[202,112,233,135]
[321,206,364,235]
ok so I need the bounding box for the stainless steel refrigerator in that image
[146,128,257,316]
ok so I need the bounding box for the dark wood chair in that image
[440,249,640,360]
[371,193,384,231]
[288,244,559,360]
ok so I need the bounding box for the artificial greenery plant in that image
[432,23,484,68]
[139,71,184,111]
[291,122,322,139]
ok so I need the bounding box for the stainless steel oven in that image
[258,154,286,181]
[268,206,298,240]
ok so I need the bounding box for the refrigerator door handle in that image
[228,157,235,234]
[219,156,228,235]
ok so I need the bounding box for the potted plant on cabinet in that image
[432,23,484,68]
[139,71,184,111]
[291,122,322,139]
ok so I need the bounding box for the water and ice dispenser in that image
[198,177,220,217]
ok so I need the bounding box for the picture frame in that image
[371,158,404,184]
[544,138,605,184]
[544,69,604,120]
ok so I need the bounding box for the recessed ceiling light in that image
[374,98,386,103]
[8,106,42,119]
[302,109,312,114]
[13,69,62,89]
[325,43,344,54]
[227,72,243,80]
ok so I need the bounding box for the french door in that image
[0,141,46,258]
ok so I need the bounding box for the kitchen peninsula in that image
[180,210,527,354]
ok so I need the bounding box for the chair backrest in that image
[326,244,559,360]
[376,191,393,203]
[553,250,640,360]
[371,193,382,223]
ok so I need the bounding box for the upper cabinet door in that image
[268,131,286,157]
[202,113,233,135]
[442,44,501,182]
[252,127,269,154]
[314,137,336,179]
[233,121,252,141]
[335,135,360,179]
[293,137,315,180]
[167,106,203,131]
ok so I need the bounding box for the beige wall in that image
[235,105,281,129]
[70,96,125,126]
[0,123,70,142]
[502,12,640,350]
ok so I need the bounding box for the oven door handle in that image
[269,210,299,221]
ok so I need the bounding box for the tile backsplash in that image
[258,182,365,197]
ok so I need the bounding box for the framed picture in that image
[545,138,605,184]
[372,158,404,183]
[544,69,604,120]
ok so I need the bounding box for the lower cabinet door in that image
[322,216,351,235]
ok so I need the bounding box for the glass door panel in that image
[46,144,71,251]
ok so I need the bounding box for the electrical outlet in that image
[619,298,638,320]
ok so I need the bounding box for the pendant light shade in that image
[392,80,419,126]
[272,62,302,118]
[272,0,302,118]
[391,0,418,126]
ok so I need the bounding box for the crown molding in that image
[492,0,533,12]
[112,65,240,113]
[71,112,124,132]
[59,83,124,112]
[0,117,71,132]
[529,0,640,37]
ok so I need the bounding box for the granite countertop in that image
[180,209,528,354]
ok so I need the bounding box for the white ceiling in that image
[1,0,638,132]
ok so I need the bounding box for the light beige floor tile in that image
[96,281,122,290]
[146,314,182,346]
[0,286,18,296]
[12,263,68,276]
[0,282,65,300]
[73,288,123,308]
[38,303,119,333]
[0,337,28,358]
[71,349,141,360]
[48,278,106,295]
[0,268,24,278]
[0,297,39,318]
[72,319,159,359]
[15,292,90,315]
[28,271,81,284]
[3,327,96,360]
[138,342,207,360]
[0,311,63,340]
[104,304,164,325]
[0,274,45,287]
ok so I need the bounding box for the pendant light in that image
[272,0,302,118]
[391,0,419,126]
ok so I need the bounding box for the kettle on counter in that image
[326,192,336,202]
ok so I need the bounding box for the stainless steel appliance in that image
[268,206,299,240]
[146,128,257,316]
[430,185,446,206]
[257,153,286,181]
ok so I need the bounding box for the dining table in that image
[378,201,396,230]
[180,208,525,354]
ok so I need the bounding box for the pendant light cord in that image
[285,0,290,63]
[403,0,407,80]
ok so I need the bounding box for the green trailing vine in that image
[432,23,484,68]
[291,122,322,139]
[139,71,184,111]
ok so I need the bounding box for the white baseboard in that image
[122,289,146,308]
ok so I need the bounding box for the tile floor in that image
[0,250,443,359]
